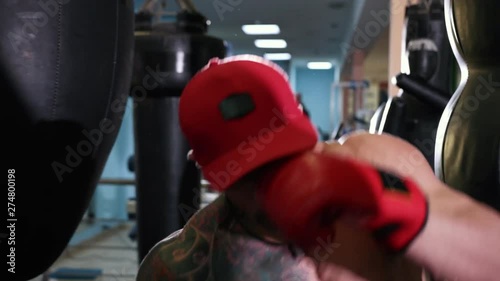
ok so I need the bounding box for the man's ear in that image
[187,149,201,169]
[187,149,195,161]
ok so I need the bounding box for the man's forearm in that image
[406,184,500,281]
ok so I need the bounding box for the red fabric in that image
[258,151,428,252]
[179,57,318,191]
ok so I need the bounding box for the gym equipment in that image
[332,122,346,140]
[99,178,136,185]
[435,0,500,210]
[2,1,134,279]
[369,83,389,134]
[334,80,371,139]
[394,74,449,110]
[375,0,454,168]
[132,5,227,261]
[128,155,135,172]
[369,102,386,134]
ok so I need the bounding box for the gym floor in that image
[30,222,139,281]
[28,187,219,281]
[29,223,138,281]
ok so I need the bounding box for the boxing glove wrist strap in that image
[368,171,429,252]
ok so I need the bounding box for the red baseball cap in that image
[179,55,318,191]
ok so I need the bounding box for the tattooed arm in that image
[136,224,212,281]
[137,197,227,281]
[136,234,178,281]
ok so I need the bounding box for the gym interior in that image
[3,0,499,280]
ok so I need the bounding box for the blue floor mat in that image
[49,268,102,280]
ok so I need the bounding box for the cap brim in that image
[202,116,318,191]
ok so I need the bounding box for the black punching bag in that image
[2,1,134,280]
[435,0,500,210]
[376,0,454,168]
[132,11,227,261]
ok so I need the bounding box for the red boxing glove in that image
[258,151,428,252]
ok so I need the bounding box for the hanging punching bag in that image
[2,1,134,280]
[132,11,227,261]
[435,0,500,210]
[376,0,454,168]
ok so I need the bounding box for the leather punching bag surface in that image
[378,0,454,168]
[132,12,227,261]
[435,0,500,210]
[2,1,134,280]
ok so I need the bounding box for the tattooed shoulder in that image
[136,198,226,281]
[137,225,212,281]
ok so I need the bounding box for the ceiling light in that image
[307,62,333,70]
[254,39,287,48]
[264,53,291,60]
[242,24,280,35]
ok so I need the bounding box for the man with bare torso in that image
[137,55,500,281]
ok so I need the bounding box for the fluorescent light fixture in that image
[254,39,287,49]
[242,24,280,35]
[264,53,291,61]
[307,62,333,69]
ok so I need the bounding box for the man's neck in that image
[224,197,287,245]
[235,213,286,245]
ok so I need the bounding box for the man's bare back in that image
[137,196,319,280]
[137,195,421,281]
